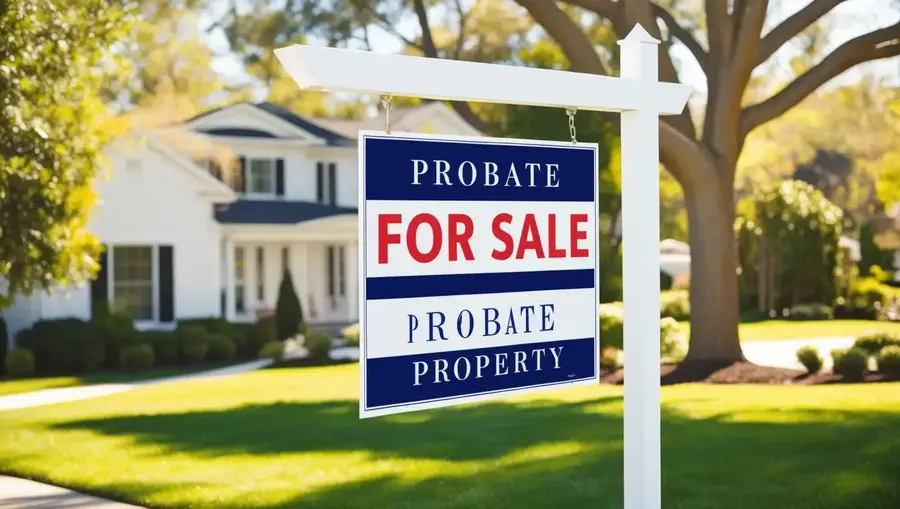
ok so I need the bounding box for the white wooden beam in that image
[273,45,692,115]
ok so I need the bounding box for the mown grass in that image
[1,364,898,508]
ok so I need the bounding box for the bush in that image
[177,317,232,335]
[853,332,900,355]
[177,325,209,363]
[228,323,252,357]
[4,348,35,378]
[120,343,154,370]
[848,277,891,319]
[75,334,106,372]
[258,341,284,361]
[92,306,137,367]
[795,345,823,373]
[207,334,236,362]
[275,269,305,341]
[876,345,900,375]
[831,347,868,380]
[660,317,685,360]
[341,323,360,346]
[788,303,833,321]
[598,303,624,351]
[138,331,179,365]
[660,290,690,320]
[16,318,100,372]
[305,331,332,363]
[600,348,620,370]
[247,320,277,356]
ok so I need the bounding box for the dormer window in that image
[247,158,276,195]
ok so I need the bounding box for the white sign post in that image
[275,24,691,509]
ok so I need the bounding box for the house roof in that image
[214,199,357,225]
[182,102,355,146]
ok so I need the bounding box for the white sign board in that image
[358,132,600,418]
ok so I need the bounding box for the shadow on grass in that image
[48,398,900,509]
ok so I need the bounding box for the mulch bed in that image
[599,361,900,386]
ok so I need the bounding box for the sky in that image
[200,0,900,107]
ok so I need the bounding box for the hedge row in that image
[3,312,290,378]
[794,332,900,379]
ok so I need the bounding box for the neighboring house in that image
[2,101,482,339]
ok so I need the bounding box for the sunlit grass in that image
[1,364,898,509]
[676,319,900,342]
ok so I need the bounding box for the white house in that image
[2,101,482,338]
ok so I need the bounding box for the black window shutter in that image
[316,162,324,202]
[328,162,337,205]
[158,245,175,323]
[90,246,109,316]
[275,158,285,196]
[238,156,247,193]
[327,246,335,296]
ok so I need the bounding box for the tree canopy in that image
[0,0,134,307]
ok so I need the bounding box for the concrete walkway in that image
[0,359,273,412]
[741,336,855,371]
[0,476,144,508]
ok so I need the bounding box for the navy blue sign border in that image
[359,131,601,418]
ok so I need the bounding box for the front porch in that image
[220,214,358,326]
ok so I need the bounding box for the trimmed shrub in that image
[598,303,624,351]
[660,290,690,320]
[275,269,305,341]
[75,335,106,372]
[342,323,360,346]
[848,277,891,319]
[207,334,236,362]
[92,306,137,367]
[16,318,99,372]
[139,331,179,365]
[600,348,620,371]
[120,343,155,370]
[832,347,868,380]
[247,320,277,357]
[177,325,209,363]
[660,317,685,360]
[795,345,823,373]
[788,303,833,321]
[853,332,900,355]
[305,331,332,363]
[876,345,900,375]
[258,341,284,361]
[177,317,232,335]
[5,348,35,378]
[228,323,252,357]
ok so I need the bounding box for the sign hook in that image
[381,95,393,134]
[566,107,577,144]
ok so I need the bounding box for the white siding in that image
[87,145,224,321]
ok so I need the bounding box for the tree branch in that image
[756,0,846,66]
[410,0,487,132]
[516,0,611,74]
[742,22,900,134]
[652,3,708,73]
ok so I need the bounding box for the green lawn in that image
[0,364,233,397]
[677,319,900,342]
[1,365,898,508]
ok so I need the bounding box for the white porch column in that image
[223,236,235,321]
[344,240,358,322]
[293,243,311,324]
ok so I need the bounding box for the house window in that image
[235,247,246,314]
[316,162,338,205]
[256,246,265,302]
[282,246,290,273]
[247,159,275,195]
[112,246,154,321]
[338,246,346,296]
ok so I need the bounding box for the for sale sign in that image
[358,132,599,418]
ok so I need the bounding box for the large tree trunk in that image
[682,170,745,363]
